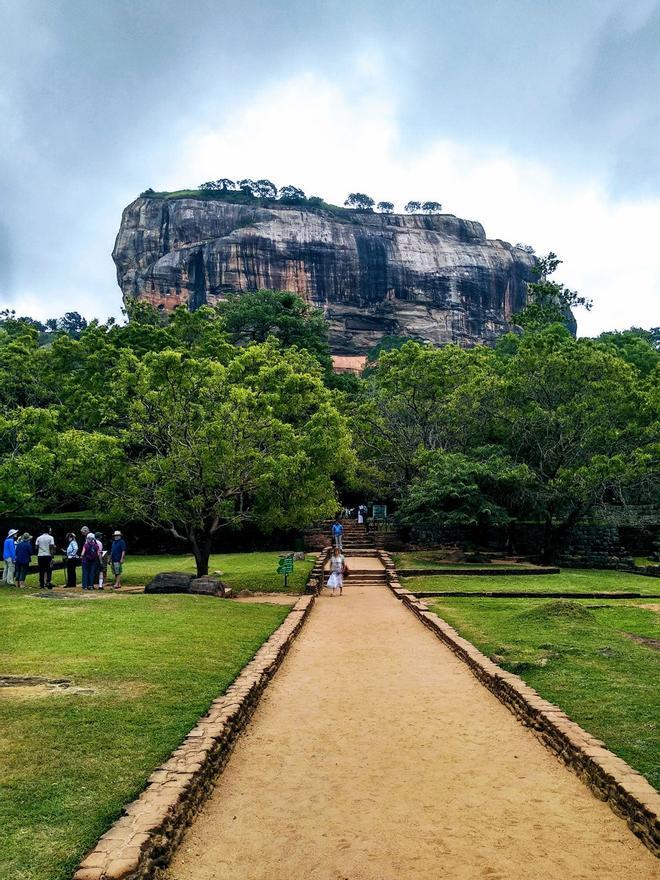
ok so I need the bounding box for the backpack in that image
[82,541,99,562]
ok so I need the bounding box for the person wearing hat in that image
[15,533,33,589]
[3,529,18,585]
[109,530,127,589]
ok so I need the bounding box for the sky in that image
[1,0,659,336]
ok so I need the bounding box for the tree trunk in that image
[541,514,555,563]
[189,533,212,577]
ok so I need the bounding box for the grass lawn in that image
[429,596,660,789]
[392,551,539,569]
[404,568,660,595]
[22,551,315,594]
[0,586,292,880]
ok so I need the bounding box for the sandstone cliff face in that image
[113,197,539,353]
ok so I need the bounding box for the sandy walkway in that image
[166,560,657,880]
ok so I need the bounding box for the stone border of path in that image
[411,590,660,599]
[74,592,316,880]
[379,550,660,858]
[397,566,560,576]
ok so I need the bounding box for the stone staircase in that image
[337,521,375,550]
[324,544,387,590]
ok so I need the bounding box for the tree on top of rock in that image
[215,178,236,191]
[404,200,421,213]
[344,193,375,211]
[253,179,278,199]
[278,185,307,203]
[377,201,394,213]
[421,201,442,214]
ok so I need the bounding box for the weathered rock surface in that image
[144,571,230,597]
[113,197,541,353]
[144,571,193,594]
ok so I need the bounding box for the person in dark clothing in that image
[109,530,127,589]
[80,533,100,590]
[15,533,32,588]
[65,532,78,588]
[35,526,55,589]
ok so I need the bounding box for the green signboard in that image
[276,554,294,586]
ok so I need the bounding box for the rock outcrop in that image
[113,196,541,353]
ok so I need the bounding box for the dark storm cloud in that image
[0,0,658,316]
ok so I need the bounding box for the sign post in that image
[276,554,294,588]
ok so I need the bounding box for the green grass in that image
[0,586,292,880]
[404,568,660,595]
[393,551,539,569]
[429,596,660,788]
[22,551,315,594]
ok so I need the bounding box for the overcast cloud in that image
[0,0,658,335]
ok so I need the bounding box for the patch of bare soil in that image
[0,675,96,697]
[622,631,660,651]
[166,570,656,880]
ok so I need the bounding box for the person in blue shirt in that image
[3,528,18,585]
[65,532,79,588]
[14,533,32,589]
[331,517,343,550]
[109,530,127,589]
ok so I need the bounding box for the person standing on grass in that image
[327,545,347,596]
[15,533,32,588]
[331,516,343,550]
[80,532,100,590]
[109,531,127,589]
[35,526,55,589]
[3,528,18,585]
[65,532,78,588]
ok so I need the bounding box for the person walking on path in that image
[35,526,55,589]
[3,528,18,585]
[80,533,100,590]
[327,545,347,596]
[64,532,78,588]
[109,530,126,589]
[14,533,32,588]
[331,517,343,550]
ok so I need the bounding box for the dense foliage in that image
[353,325,659,558]
[1,284,657,564]
[0,301,353,574]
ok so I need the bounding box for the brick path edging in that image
[378,550,660,857]
[74,593,315,880]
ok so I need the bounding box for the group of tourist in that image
[2,525,127,590]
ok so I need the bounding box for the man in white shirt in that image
[35,527,56,589]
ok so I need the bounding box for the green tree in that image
[344,193,375,210]
[92,344,352,575]
[404,201,421,213]
[217,290,331,368]
[421,201,442,213]
[494,326,658,558]
[376,201,394,213]
[397,450,531,529]
[513,252,592,332]
[278,185,306,203]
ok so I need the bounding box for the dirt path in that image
[166,558,657,880]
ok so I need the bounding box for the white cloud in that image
[171,70,659,336]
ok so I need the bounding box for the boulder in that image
[189,576,230,597]
[144,572,194,594]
